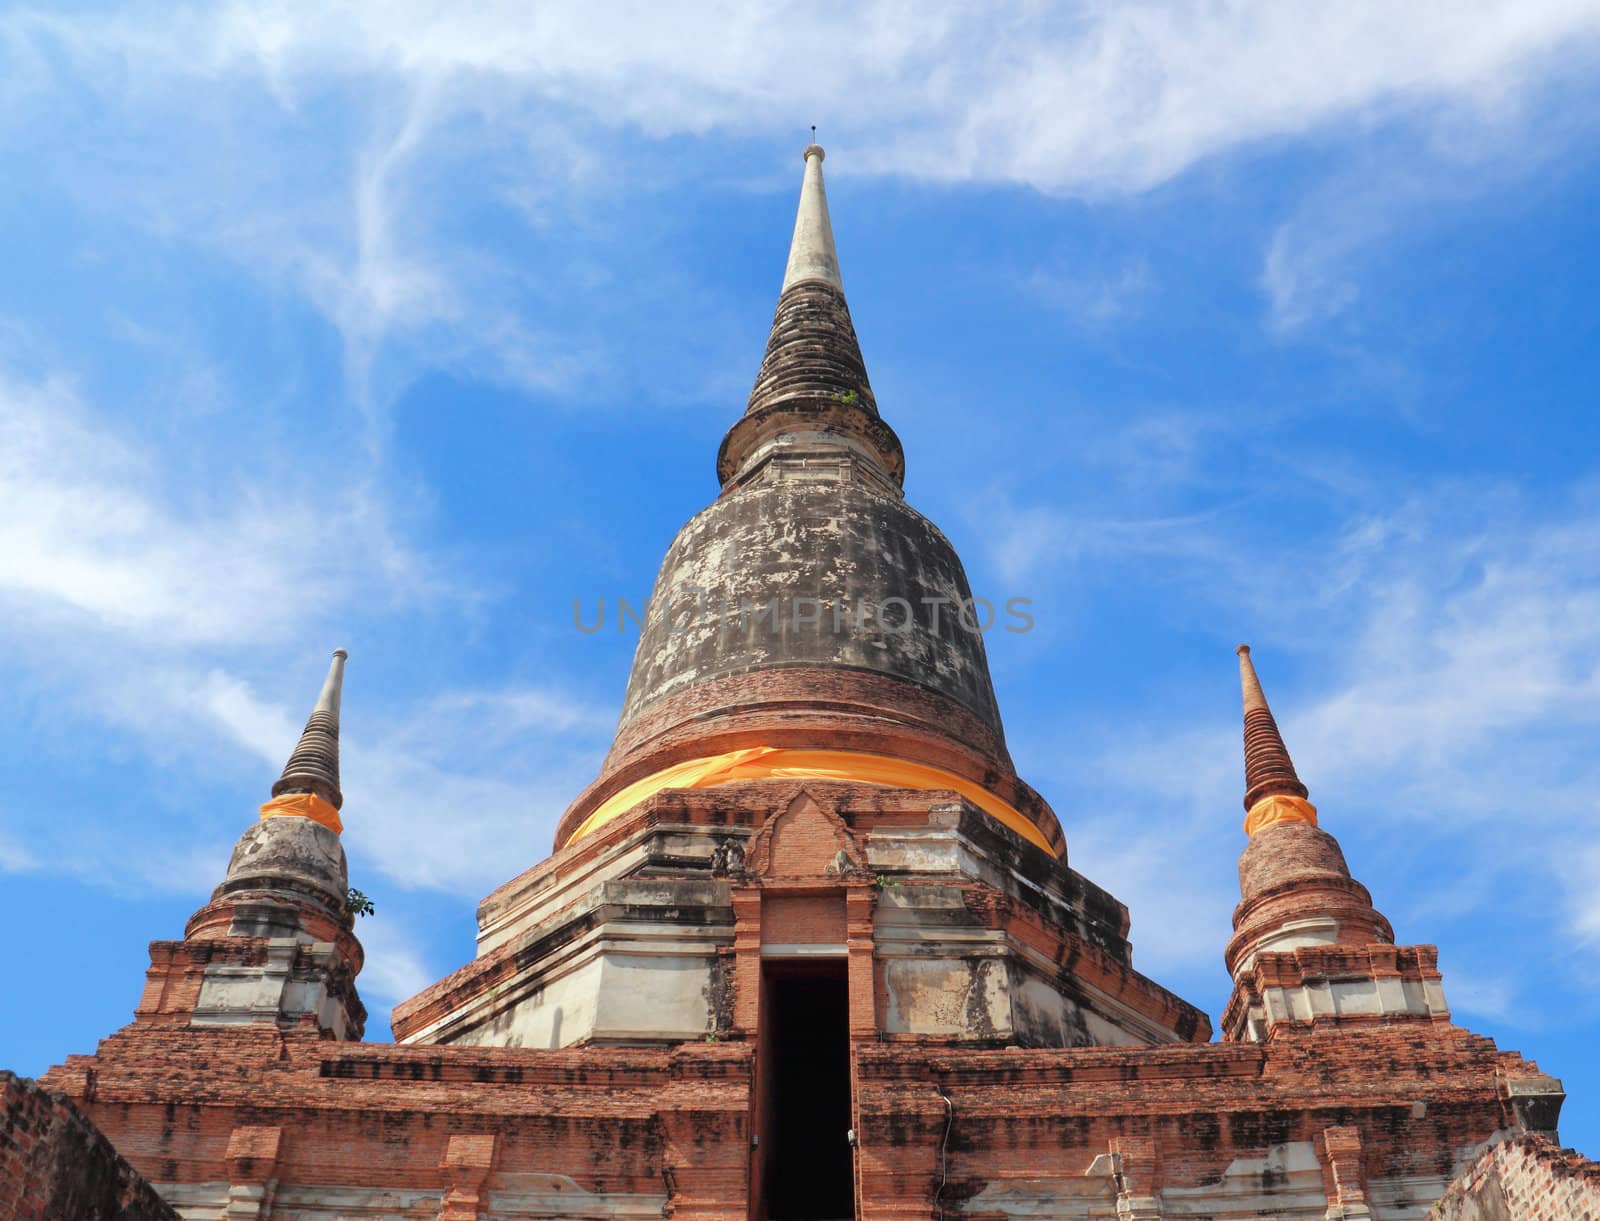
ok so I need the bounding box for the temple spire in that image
[719,144,904,487]
[1236,645,1314,835]
[1223,645,1439,1042]
[272,648,347,811]
[164,645,366,1037]
[782,144,842,291]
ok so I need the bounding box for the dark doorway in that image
[760,959,854,1220]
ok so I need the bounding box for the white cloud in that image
[1284,499,1600,799]
[0,353,556,901]
[0,314,616,911]
[200,669,304,767]
[0,367,446,647]
[103,844,235,900]
[1068,815,1237,981]
[344,759,589,895]
[1261,223,1363,335]
[359,680,613,884]
[3,0,1595,403]
[356,915,438,1011]
[1027,256,1153,328]
[985,496,1247,588]
[424,688,612,735]
[997,452,1600,1015]
[1567,844,1600,951]
[304,80,458,418]
[1257,126,1567,335]
[91,1,1592,194]
[0,820,38,873]
[1445,967,1520,1025]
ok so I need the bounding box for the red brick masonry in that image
[1433,1133,1600,1220]
[31,1019,1590,1218]
[1,1071,176,1220]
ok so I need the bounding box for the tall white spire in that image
[725,140,898,487]
[781,144,842,292]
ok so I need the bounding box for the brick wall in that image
[1434,1133,1600,1220]
[763,893,847,944]
[0,1071,176,1220]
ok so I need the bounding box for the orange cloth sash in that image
[564,746,1055,854]
[1243,793,1318,837]
[259,792,343,835]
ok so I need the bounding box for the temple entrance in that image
[759,958,855,1220]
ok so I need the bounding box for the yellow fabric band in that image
[564,745,1056,855]
[260,792,343,835]
[1243,793,1318,837]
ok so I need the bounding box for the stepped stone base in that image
[393,781,1207,1051]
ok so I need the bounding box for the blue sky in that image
[2,1,1599,1156]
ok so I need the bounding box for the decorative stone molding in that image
[439,1134,496,1221]
[223,1125,282,1221]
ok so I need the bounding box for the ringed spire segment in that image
[1236,644,1316,835]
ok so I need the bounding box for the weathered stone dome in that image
[555,145,1061,855]
[617,477,1003,739]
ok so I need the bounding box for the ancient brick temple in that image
[26,146,1595,1220]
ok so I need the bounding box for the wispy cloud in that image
[1257,119,1582,335]
[41,2,1587,193]
[3,1,1595,424]
[1026,256,1153,329]
[353,915,439,1036]
[0,817,37,874]
[1068,815,1238,981]
[983,494,1252,588]
[1565,844,1600,990]
[305,80,457,426]
[0,366,447,646]
[0,350,564,898]
[1262,222,1365,336]
[1445,967,1521,1025]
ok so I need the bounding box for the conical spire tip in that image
[312,648,347,716]
[271,648,347,810]
[782,140,842,292]
[1236,644,1309,815]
